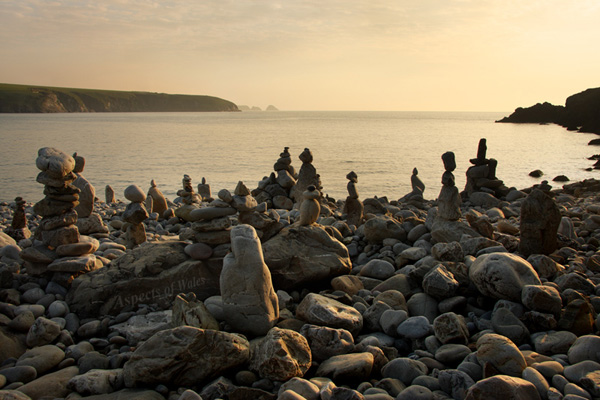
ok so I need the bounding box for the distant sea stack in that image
[0,83,239,113]
[497,87,600,134]
[237,105,279,111]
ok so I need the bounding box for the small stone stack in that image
[342,171,363,227]
[252,147,298,210]
[5,197,31,242]
[72,153,109,237]
[298,185,321,226]
[464,138,510,198]
[399,167,426,208]
[438,152,461,221]
[122,185,149,249]
[147,179,168,218]
[197,177,214,202]
[175,175,203,221]
[290,148,320,205]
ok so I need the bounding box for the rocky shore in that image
[0,145,599,400]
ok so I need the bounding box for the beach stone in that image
[191,216,232,232]
[438,369,475,399]
[16,365,79,400]
[362,301,392,332]
[172,293,219,331]
[476,333,526,377]
[36,147,75,178]
[184,242,213,260]
[105,185,116,203]
[299,324,355,361]
[277,169,296,189]
[396,385,432,400]
[41,225,80,248]
[296,293,363,336]
[380,309,408,336]
[123,185,145,203]
[568,335,600,364]
[26,316,61,347]
[0,366,37,384]
[581,370,600,398]
[73,176,95,218]
[433,312,469,345]
[19,245,57,264]
[469,252,541,302]
[381,358,428,385]
[465,375,541,400]
[298,186,320,226]
[47,254,99,273]
[521,285,562,315]
[406,292,439,322]
[315,352,374,381]
[531,330,577,355]
[8,311,35,332]
[262,225,352,291]
[16,345,65,375]
[522,366,549,400]
[67,241,221,318]
[278,377,320,400]
[188,206,237,222]
[147,180,168,216]
[250,327,311,381]
[109,311,171,346]
[519,189,561,257]
[76,213,108,235]
[431,241,464,262]
[67,368,123,396]
[396,316,432,339]
[123,326,250,387]
[555,273,595,295]
[527,254,562,280]
[221,224,278,336]
[431,219,479,243]
[422,264,459,299]
[21,288,45,304]
[435,345,472,365]
[364,216,406,243]
[491,307,530,345]
[331,275,364,296]
[56,237,99,256]
[358,259,395,280]
[564,360,600,383]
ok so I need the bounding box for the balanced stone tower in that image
[72,152,108,236]
[252,147,298,210]
[343,171,363,227]
[463,138,509,198]
[399,167,426,207]
[298,185,321,226]
[122,185,149,249]
[290,148,319,205]
[5,197,31,241]
[197,177,214,202]
[147,179,168,218]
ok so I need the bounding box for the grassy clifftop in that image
[0,83,239,113]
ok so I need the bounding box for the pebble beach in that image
[1,145,600,400]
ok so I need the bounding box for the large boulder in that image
[262,225,351,290]
[66,241,222,318]
[221,225,279,336]
[469,253,541,302]
[363,216,406,243]
[123,327,250,387]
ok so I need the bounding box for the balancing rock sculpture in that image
[5,197,31,241]
[343,171,363,227]
[147,179,168,218]
[122,185,149,249]
[298,185,321,226]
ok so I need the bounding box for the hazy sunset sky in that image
[1,0,599,111]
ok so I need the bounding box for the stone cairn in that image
[105,185,116,203]
[399,167,426,207]
[290,148,320,205]
[298,185,321,226]
[220,224,279,336]
[197,177,214,202]
[174,175,203,221]
[21,148,101,282]
[252,147,298,210]
[519,183,561,257]
[72,153,108,237]
[342,171,363,227]
[122,185,149,249]
[437,152,462,221]
[147,179,168,219]
[463,138,510,198]
[5,197,31,242]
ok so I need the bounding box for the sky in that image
[1,0,599,111]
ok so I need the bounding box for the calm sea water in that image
[0,111,597,204]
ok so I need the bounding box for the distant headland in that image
[497,86,600,134]
[0,83,239,113]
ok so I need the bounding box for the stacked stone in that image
[147,179,168,219]
[342,171,364,227]
[72,153,109,237]
[399,167,426,208]
[4,197,32,241]
[21,148,102,281]
[197,177,214,202]
[122,185,149,249]
[290,148,320,205]
[105,185,116,203]
[298,185,321,226]
[464,138,510,198]
[174,175,203,221]
[252,147,298,210]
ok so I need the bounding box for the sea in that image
[0,111,598,204]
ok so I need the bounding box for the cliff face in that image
[497,87,600,134]
[0,84,239,113]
